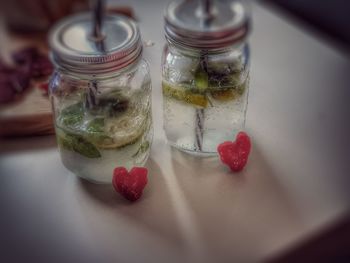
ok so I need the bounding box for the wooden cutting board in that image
[0,87,54,137]
[0,22,54,137]
[0,6,135,137]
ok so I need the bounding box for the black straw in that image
[194,0,212,152]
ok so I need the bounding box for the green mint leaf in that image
[60,103,84,127]
[71,135,101,158]
[57,131,101,158]
[86,118,105,133]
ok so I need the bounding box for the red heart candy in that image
[112,167,148,202]
[217,131,251,172]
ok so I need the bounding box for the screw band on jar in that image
[49,13,143,74]
[164,0,251,49]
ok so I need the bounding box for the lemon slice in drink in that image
[210,89,238,101]
[209,77,248,102]
[162,82,208,108]
[98,104,149,149]
[57,91,150,150]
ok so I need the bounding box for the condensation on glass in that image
[49,14,152,183]
[162,0,251,156]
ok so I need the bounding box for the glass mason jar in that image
[49,14,153,183]
[162,0,250,156]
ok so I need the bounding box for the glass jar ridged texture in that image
[162,0,251,155]
[50,60,152,183]
[49,13,152,183]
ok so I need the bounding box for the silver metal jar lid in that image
[164,0,251,49]
[49,13,142,74]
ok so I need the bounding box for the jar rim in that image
[164,0,251,49]
[49,13,143,74]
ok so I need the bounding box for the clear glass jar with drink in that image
[162,0,251,156]
[49,13,152,183]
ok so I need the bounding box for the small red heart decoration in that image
[112,167,148,201]
[217,131,251,172]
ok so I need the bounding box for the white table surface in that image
[1,1,350,262]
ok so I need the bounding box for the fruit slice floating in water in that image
[210,89,237,101]
[57,94,150,152]
[84,118,115,148]
[194,66,208,93]
[103,105,150,149]
[209,77,248,102]
[162,82,208,108]
[162,62,248,106]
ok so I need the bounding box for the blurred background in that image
[264,0,350,53]
[1,0,350,49]
[0,0,349,262]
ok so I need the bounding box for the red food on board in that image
[12,47,39,65]
[0,62,6,71]
[38,82,49,94]
[0,47,53,103]
[12,47,53,78]
[0,62,13,73]
[217,131,251,172]
[112,167,148,201]
[10,70,31,92]
[1,65,30,93]
[30,55,53,78]
[0,75,15,103]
